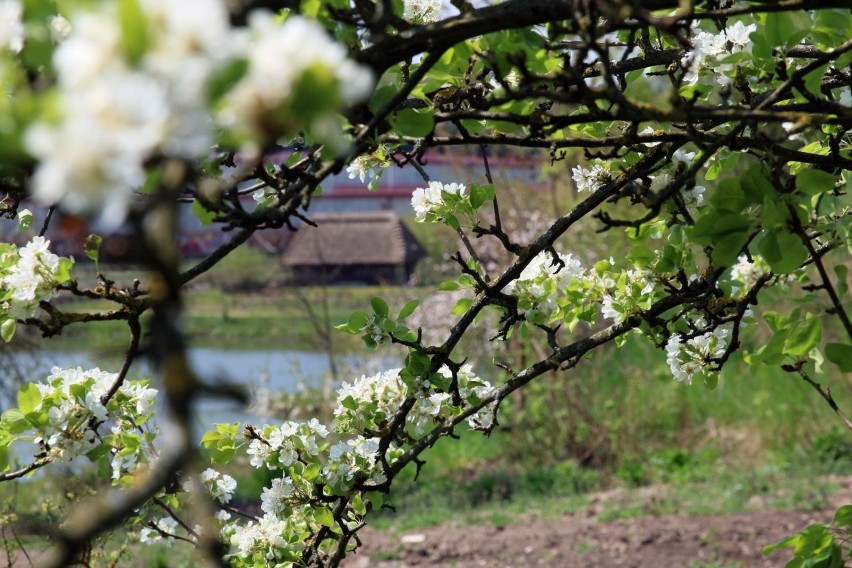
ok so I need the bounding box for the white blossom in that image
[571,163,609,193]
[666,326,729,384]
[221,13,373,143]
[730,254,767,295]
[601,294,621,322]
[504,250,583,316]
[260,478,295,515]
[2,236,64,319]
[0,0,23,53]
[725,21,756,48]
[48,15,72,42]
[346,149,391,188]
[403,0,443,24]
[411,181,467,222]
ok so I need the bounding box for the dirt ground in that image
[342,478,852,568]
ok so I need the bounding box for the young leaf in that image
[84,234,103,263]
[1,319,16,343]
[825,343,852,372]
[371,297,389,316]
[17,209,33,232]
[394,108,434,137]
[18,383,41,414]
[118,0,149,65]
[315,507,335,527]
[796,169,837,196]
[397,299,420,320]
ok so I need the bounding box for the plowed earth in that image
[342,478,852,568]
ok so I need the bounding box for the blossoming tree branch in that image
[0,0,850,565]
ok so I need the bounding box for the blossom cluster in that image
[682,20,757,86]
[505,251,583,318]
[499,249,660,330]
[403,0,443,24]
[220,12,373,149]
[729,254,769,296]
[0,236,71,324]
[213,413,402,562]
[23,1,373,222]
[346,146,392,190]
[200,467,238,504]
[411,181,468,222]
[335,364,497,435]
[571,162,611,193]
[228,513,303,564]
[0,366,157,480]
[0,0,23,54]
[665,325,730,384]
[139,516,178,546]
[647,149,706,207]
[597,265,657,325]
[245,419,329,470]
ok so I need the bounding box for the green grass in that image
[46,283,416,350]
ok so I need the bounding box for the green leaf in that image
[118,0,149,65]
[371,297,389,316]
[783,316,822,358]
[397,300,420,320]
[452,297,472,316]
[343,310,369,333]
[200,430,222,447]
[438,280,460,291]
[689,213,753,267]
[761,196,788,229]
[394,109,434,137]
[406,346,430,368]
[86,443,111,463]
[18,383,41,414]
[833,505,852,527]
[710,178,748,213]
[366,491,383,510]
[835,265,848,296]
[701,372,718,390]
[207,58,249,102]
[303,462,321,481]
[627,245,655,268]
[315,507,335,528]
[210,446,236,464]
[825,343,852,372]
[17,209,33,232]
[741,167,775,204]
[1,409,29,435]
[460,119,486,134]
[352,493,367,516]
[1,319,16,342]
[795,169,837,196]
[84,234,102,263]
[193,199,218,226]
[758,230,808,274]
[291,64,340,122]
[55,258,74,284]
[469,183,496,209]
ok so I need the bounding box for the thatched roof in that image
[281,211,425,267]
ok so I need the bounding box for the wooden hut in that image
[281,211,426,285]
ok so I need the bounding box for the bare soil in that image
[342,478,852,568]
